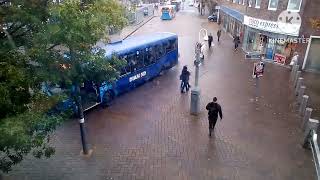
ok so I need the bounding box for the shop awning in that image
[220,5,244,22]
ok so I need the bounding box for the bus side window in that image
[145,47,155,66]
[119,55,130,76]
[165,39,176,53]
[127,51,143,72]
[169,39,177,50]
[126,53,136,73]
[135,50,144,70]
[164,41,170,53]
[155,44,164,59]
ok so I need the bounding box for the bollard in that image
[290,65,298,82]
[291,65,299,82]
[295,77,304,96]
[299,95,309,116]
[298,86,306,104]
[302,118,319,148]
[294,71,301,88]
[301,108,313,130]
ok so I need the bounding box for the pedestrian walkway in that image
[2,10,316,180]
[107,13,157,43]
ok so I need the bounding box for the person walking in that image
[180,66,191,93]
[208,33,213,49]
[217,29,221,42]
[206,97,223,137]
[233,35,240,51]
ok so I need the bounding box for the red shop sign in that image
[274,53,286,65]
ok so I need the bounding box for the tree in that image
[0,0,126,173]
[39,0,127,154]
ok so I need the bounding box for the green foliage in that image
[0,111,63,173]
[36,0,127,84]
[0,0,127,173]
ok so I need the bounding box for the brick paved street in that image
[3,6,316,180]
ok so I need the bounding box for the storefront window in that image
[268,0,279,10]
[245,30,259,52]
[287,0,302,12]
[255,0,261,8]
[223,15,228,31]
[304,38,320,72]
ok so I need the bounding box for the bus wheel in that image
[102,91,114,108]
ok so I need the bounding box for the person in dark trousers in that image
[233,35,240,51]
[217,29,221,42]
[180,66,191,93]
[206,97,223,137]
[208,33,213,49]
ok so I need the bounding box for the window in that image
[119,55,131,76]
[165,39,177,53]
[255,0,261,8]
[239,0,242,4]
[242,0,246,5]
[155,44,164,59]
[287,0,302,12]
[144,47,156,66]
[133,50,144,71]
[268,0,279,10]
[248,0,252,7]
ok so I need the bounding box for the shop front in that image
[303,36,320,72]
[219,6,244,38]
[242,15,300,65]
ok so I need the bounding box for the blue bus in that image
[161,5,176,20]
[49,32,179,114]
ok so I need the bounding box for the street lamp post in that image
[190,28,207,115]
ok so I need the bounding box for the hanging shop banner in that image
[243,16,300,36]
[252,61,265,78]
[274,53,287,65]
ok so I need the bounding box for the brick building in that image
[214,0,320,72]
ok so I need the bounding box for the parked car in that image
[208,13,217,22]
[189,2,193,6]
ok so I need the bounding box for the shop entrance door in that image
[257,34,267,54]
[266,37,275,60]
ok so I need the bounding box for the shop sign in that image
[243,16,300,36]
[274,53,287,65]
[252,61,265,78]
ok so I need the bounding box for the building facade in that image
[215,0,320,72]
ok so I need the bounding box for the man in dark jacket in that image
[233,35,240,51]
[217,29,221,42]
[180,66,191,93]
[208,33,213,49]
[205,97,223,137]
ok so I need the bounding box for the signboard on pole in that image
[252,61,265,78]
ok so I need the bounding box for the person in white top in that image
[290,52,299,68]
